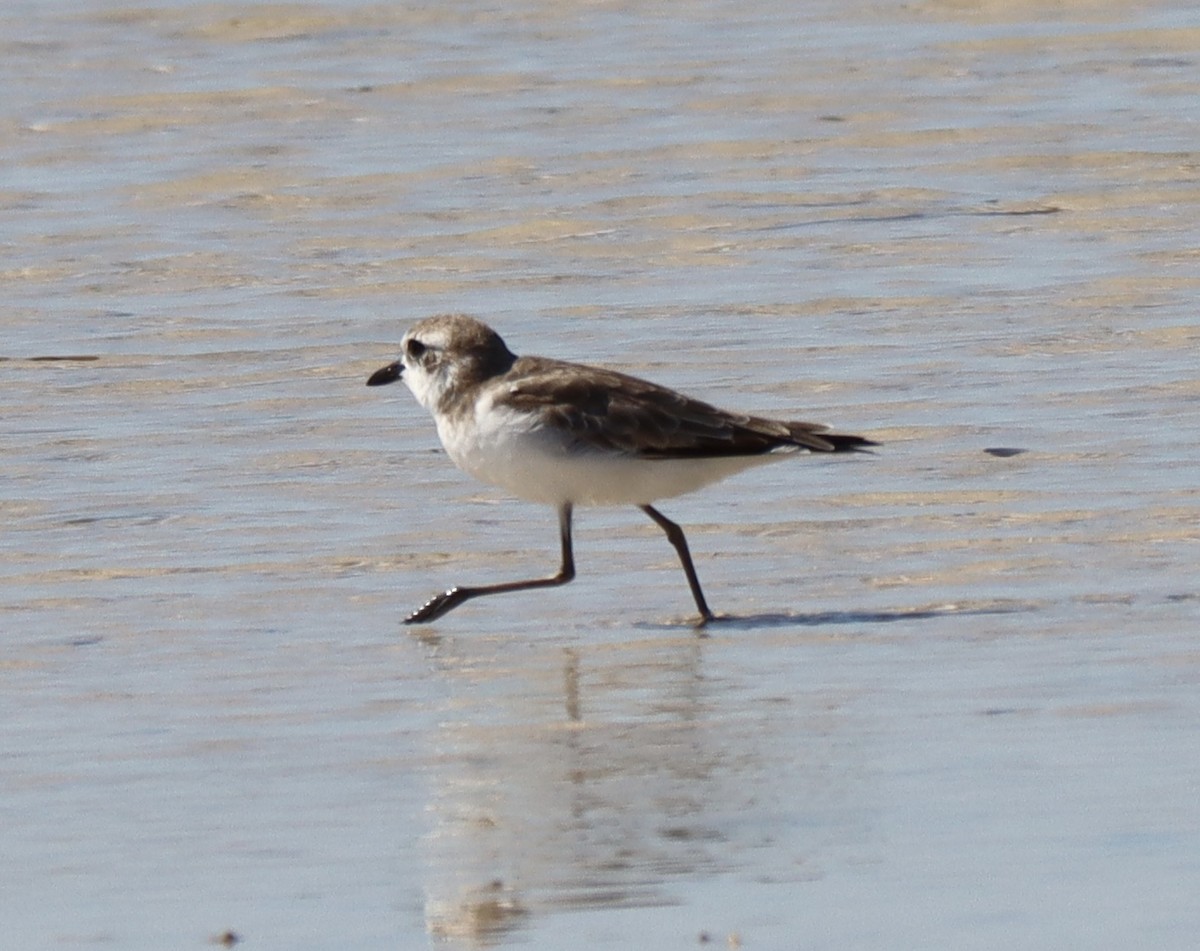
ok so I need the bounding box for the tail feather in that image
[784,421,878,453]
[816,432,878,453]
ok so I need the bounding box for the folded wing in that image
[494,357,875,458]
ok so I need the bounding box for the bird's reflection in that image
[414,628,865,946]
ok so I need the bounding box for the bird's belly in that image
[440,411,791,506]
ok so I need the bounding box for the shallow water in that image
[4,1,1199,948]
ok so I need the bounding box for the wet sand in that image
[4,1,1199,948]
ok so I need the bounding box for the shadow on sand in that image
[636,600,1039,633]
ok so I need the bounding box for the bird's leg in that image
[404,503,576,624]
[639,504,715,624]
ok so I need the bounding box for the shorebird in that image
[367,314,875,624]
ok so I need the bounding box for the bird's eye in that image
[406,338,427,359]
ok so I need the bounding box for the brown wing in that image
[492,356,859,458]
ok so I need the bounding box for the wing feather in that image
[491,357,853,458]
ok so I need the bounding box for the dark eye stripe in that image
[406,338,427,358]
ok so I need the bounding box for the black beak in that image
[366,361,402,387]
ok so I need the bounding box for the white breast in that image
[434,393,796,507]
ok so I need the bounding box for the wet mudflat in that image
[3,1,1199,948]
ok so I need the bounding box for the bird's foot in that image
[404,587,470,624]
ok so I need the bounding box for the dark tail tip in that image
[820,433,879,453]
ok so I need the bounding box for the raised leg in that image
[639,504,715,623]
[404,504,576,624]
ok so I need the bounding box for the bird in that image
[366,314,876,624]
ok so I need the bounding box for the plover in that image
[367,314,876,624]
